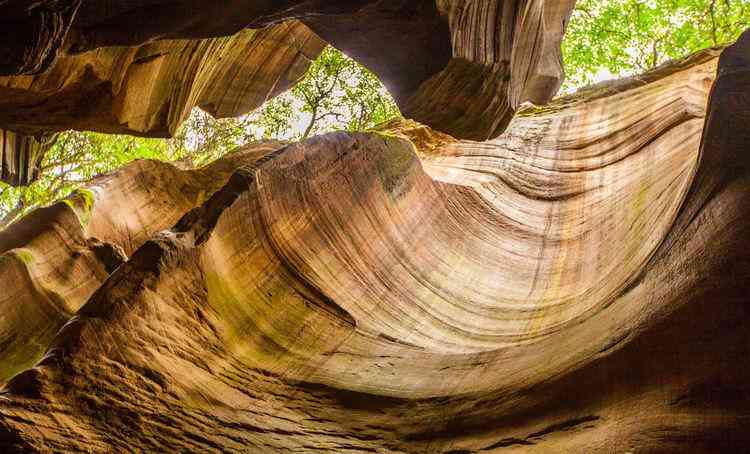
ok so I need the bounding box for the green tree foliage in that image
[168,109,259,166]
[563,0,750,89]
[0,133,169,228]
[260,45,400,140]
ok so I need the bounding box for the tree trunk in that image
[301,105,319,141]
[1,27,750,453]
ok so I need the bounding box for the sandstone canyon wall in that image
[0,0,575,186]
[1,2,750,453]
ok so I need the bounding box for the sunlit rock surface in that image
[1,31,749,451]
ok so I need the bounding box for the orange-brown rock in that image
[0,18,320,186]
[0,1,574,140]
[0,22,323,137]
[0,1,578,185]
[1,30,749,452]
[0,142,282,383]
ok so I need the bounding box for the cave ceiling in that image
[1,1,750,453]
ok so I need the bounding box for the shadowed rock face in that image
[1,27,749,452]
[0,23,323,137]
[0,1,574,137]
[0,18,322,187]
[0,0,577,186]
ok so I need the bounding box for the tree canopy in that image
[562,0,750,89]
[266,46,400,140]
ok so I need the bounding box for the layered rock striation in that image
[0,1,578,186]
[1,30,749,452]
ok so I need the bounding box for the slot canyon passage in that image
[1,1,750,453]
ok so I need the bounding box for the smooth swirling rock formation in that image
[0,0,576,185]
[0,22,323,137]
[1,28,749,452]
[0,20,322,186]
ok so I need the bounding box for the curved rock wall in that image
[0,1,574,139]
[0,142,282,383]
[0,1,579,185]
[0,22,323,137]
[1,34,748,452]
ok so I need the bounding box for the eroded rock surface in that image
[1,32,749,452]
[0,22,323,138]
[0,142,282,383]
[0,1,574,140]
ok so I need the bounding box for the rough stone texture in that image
[409,0,576,139]
[1,31,749,452]
[0,0,80,76]
[0,142,282,383]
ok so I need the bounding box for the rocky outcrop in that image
[1,31,748,452]
[0,142,282,383]
[406,0,576,139]
[0,0,578,185]
[0,1,574,141]
[0,16,321,187]
[0,0,80,76]
[0,22,323,137]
